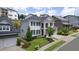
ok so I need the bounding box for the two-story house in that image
[20,14,69,37]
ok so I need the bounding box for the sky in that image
[13,7,79,16]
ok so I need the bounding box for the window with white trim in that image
[0,25,10,31]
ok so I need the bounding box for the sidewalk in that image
[38,40,62,51]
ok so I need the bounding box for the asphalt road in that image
[58,37,79,51]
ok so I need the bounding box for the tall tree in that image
[18,14,26,20]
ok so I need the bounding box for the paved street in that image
[58,36,79,51]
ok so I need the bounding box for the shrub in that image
[58,27,70,35]
[47,27,55,36]
[25,26,32,41]
[46,38,54,43]
[16,37,21,46]
[21,40,31,48]
[34,44,40,50]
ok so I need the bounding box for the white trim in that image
[0,25,10,31]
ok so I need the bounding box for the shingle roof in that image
[0,16,12,25]
[0,16,19,36]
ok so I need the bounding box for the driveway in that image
[0,35,17,49]
[51,35,76,42]
[0,46,25,51]
[58,36,79,51]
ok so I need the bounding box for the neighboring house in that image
[20,14,70,37]
[0,16,19,49]
[0,7,18,20]
[64,15,79,28]
[0,16,18,36]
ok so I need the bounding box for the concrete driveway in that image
[0,46,25,51]
[0,35,17,49]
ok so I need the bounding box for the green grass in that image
[45,40,65,51]
[26,37,49,51]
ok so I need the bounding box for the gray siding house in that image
[64,15,79,28]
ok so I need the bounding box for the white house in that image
[0,7,18,20]
[7,8,18,20]
[20,14,68,37]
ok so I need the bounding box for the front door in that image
[41,29,44,35]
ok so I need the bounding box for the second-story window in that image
[41,23,44,28]
[31,22,33,26]
[46,23,48,28]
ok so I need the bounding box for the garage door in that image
[0,36,16,49]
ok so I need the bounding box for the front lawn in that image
[26,37,49,51]
[45,40,65,51]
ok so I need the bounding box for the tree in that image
[25,26,32,41]
[47,27,55,37]
[18,14,26,20]
[13,20,21,29]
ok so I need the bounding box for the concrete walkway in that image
[51,35,76,42]
[38,40,61,51]
[0,46,25,51]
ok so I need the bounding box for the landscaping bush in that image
[46,38,54,43]
[21,40,31,48]
[58,27,70,35]
[25,26,32,41]
[34,44,40,50]
[16,37,21,46]
[47,27,55,36]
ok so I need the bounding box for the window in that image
[31,22,33,26]
[38,30,40,34]
[36,22,38,26]
[3,26,5,30]
[9,14,12,16]
[41,23,44,28]
[0,26,10,31]
[34,22,35,26]
[46,23,48,28]
[31,30,35,35]
[50,23,52,26]
[15,15,17,17]
[0,26,2,30]
[31,22,35,26]
[38,22,40,26]
[36,30,38,34]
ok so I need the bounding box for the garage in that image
[0,35,17,49]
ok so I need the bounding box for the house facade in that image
[20,14,68,37]
[64,15,79,28]
[0,7,18,20]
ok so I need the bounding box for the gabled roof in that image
[63,15,78,18]
[52,16,68,22]
[0,16,12,25]
[52,16,71,25]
